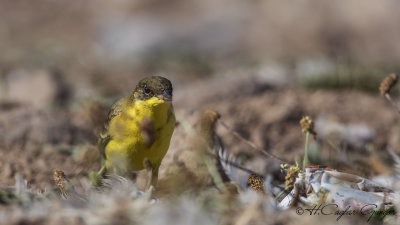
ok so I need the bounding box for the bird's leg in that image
[144,158,155,190]
[90,165,106,187]
[97,165,106,176]
[150,164,160,188]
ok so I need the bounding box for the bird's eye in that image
[143,85,151,95]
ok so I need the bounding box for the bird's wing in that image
[98,97,127,159]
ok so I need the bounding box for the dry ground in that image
[0,74,398,189]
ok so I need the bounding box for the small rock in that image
[3,69,60,108]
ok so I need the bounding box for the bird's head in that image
[134,76,173,102]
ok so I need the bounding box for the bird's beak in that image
[157,90,172,101]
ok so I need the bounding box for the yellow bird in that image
[98,76,175,189]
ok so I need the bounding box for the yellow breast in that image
[105,97,175,172]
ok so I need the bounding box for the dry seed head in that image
[300,116,316,137]
[380,73,398,96]
[285,163,300,189]
[53,170,68,190]
[248,174,266,195]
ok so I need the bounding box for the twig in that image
[211,152,264,178]
[218,120,290,164]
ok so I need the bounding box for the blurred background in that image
[1,0,400,204]
[2,0,400,96]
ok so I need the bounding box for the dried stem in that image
[302,131,310,170]
[212,152,264,178]
[384,93,400,114]
[218,120,289,164]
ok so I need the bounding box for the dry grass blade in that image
[217,149,262,179]
[218,120,289,164]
